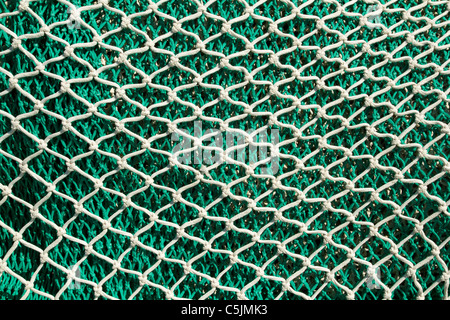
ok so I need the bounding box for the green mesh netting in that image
[1,0,450,300]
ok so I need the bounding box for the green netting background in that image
[1,0,450,300]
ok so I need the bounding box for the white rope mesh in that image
[0,0,449,300]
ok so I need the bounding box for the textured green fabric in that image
[1,0,450,300]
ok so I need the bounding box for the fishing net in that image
[1,0,450,300]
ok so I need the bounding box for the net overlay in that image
[1,0,450,300]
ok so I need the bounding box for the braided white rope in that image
[0,0,450,300]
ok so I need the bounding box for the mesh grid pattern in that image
[1,0,450,300]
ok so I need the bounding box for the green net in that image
[1,0,450,300]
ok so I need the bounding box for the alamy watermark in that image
[68,265,81,289]
[366,266,382,289]
[366,4,383,30]
[171,122,280,175]
[67,5,82,30]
